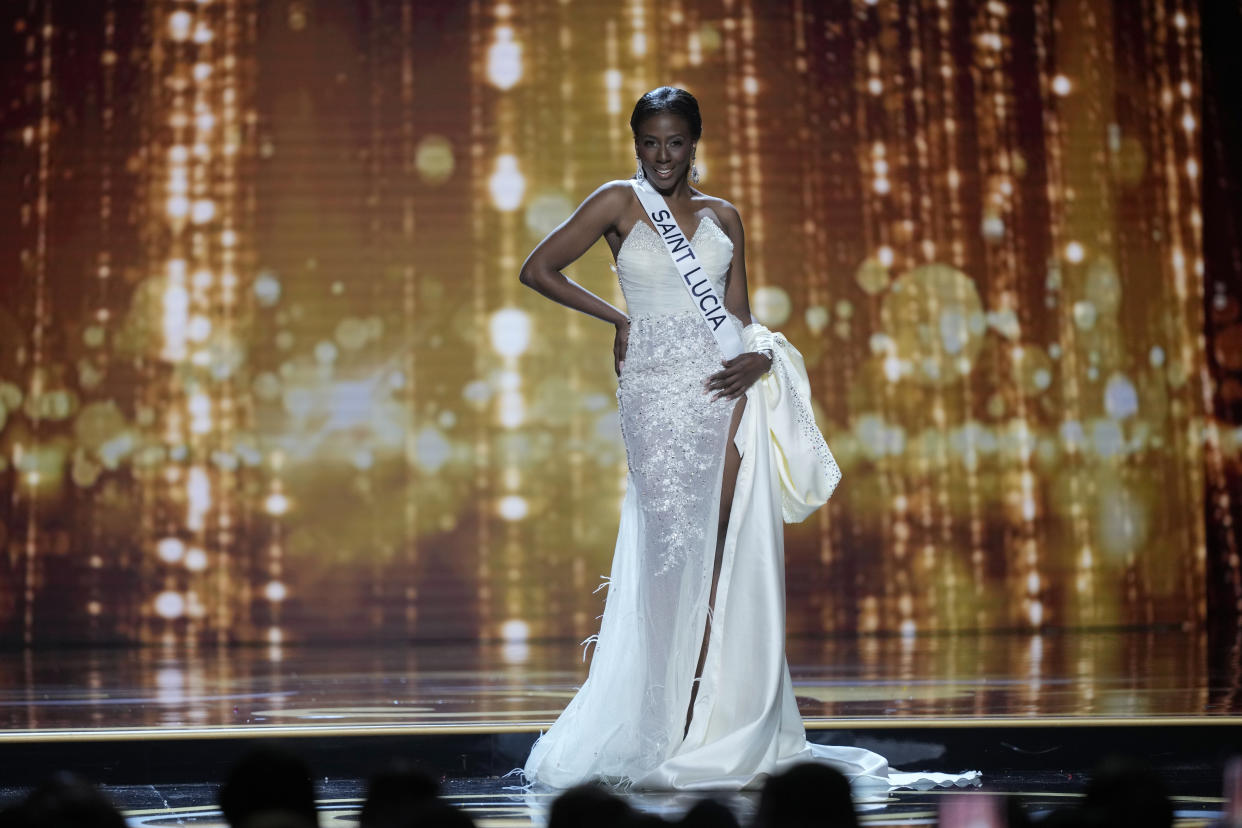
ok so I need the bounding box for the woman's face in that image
[634,112,696,185]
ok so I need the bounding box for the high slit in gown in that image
[521,208,977,792]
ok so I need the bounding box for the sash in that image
[629,179,744,360]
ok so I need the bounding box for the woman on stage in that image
[517,87,972,792]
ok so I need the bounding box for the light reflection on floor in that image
[0,630,1237,735]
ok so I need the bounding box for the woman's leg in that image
[684,395,747,736]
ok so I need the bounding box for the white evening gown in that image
[522,213,977,792]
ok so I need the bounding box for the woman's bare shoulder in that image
[587,179,639,204]
[697,194,743,233]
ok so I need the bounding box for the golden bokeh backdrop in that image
[0,0,1237,646]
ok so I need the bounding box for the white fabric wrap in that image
[742,322,841,523]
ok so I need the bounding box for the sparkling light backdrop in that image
[0,0,1233,646]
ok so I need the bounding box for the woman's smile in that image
[635,111,695,185]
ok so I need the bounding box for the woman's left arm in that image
[706,203,773,401]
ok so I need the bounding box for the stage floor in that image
[0,629,1237,737]
[0,630,1236,826]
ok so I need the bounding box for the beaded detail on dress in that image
[614,214,740,577]
[771,335,842,519]
[618,313,735,576]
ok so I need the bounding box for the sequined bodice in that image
[616,216,734,317]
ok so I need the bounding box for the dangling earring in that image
[634,157,645,181]
[690,157,700,185]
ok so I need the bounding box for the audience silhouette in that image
[680,797,741,828]
[0,751,1217,828]
[0,773,125,828]
[753,763,858,828]
[217,745,319,828]
[546,783,636,828]
[1080,755,1174,828]
[359,765,442,828]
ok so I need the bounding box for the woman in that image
[517,87,972,792]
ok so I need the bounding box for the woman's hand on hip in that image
[706,352,771,400]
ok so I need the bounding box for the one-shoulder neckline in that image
[616,215,732,264]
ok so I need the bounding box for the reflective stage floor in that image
[0,630,1238,826]
[2,629,1239,736]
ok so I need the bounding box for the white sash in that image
[629,179,744,360]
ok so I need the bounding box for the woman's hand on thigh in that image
[705,352,771,400]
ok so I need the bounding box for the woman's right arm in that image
[518,181,630,328]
